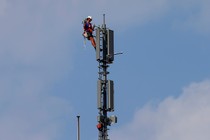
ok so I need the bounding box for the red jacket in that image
[84,22,93,33]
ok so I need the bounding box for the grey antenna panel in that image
[107,29,114,63]
[107,80,114,112]
[96,28,101,61]
[97,80,102,109]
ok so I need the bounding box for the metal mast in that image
[96,14,117,140]
[76,116,80,140]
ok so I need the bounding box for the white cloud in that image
[0,72,72,140]
[0,93,71,140]
[172,0,210,33]
[0,1,73,139]
[110,80,210,140]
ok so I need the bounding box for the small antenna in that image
[76,116,80,140]
[114,52,123,55]
[102,14,106,29]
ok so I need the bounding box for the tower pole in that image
[96,14,117,140]
[77,116,80,140]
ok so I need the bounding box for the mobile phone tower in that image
[95,14,117,140]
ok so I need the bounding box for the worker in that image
[83,16,96,49]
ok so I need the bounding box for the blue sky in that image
[0,0,210,140]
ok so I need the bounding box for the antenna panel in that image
[107,80,114,112]
[96,28,101,61]
[107,29,114,63]
[97,80,102,109]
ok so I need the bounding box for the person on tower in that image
[83,16,96,49]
